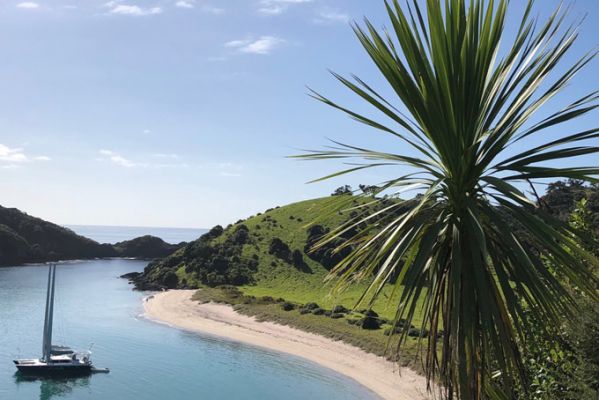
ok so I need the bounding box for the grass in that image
[166,195,428,322]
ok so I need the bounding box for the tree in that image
[296,1,599,399]
[331,185,353,196]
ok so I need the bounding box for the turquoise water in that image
[0,260,376,400]
[65,225,208,244]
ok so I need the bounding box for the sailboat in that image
[13,264,109,375]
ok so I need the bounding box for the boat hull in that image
[14,362,92,376]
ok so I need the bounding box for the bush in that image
[407,327,428,337]
[359,310,381,330]
[312,308,325,315]
[303,302,320,311]
[332,305,349,314]
[330,313,345,319]
[162,271,179,289]
[292,249,304,266]
[281,302,295,311]
[269,238,291,261]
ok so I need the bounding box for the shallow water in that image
[0,259,376,400]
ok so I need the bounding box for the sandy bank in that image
[143,290,430,400]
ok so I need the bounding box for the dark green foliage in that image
[139,224,259,289]
[259,296,275,303]
[358,184,379,196]
[330,313,345,319]
[268,238,291,261]
[113,235,182,258]
[304,225,353,270]
[281,302,295,311]
[0,205,113,266]
[303,302,319,310]
[331,185,352,196]
[299,302,320,314]
[541,180,599,233]
[332,305,349,314]
[568,300,599,393]
[0,205,184,266]
[407,327,428,338]
[359,310,381,330]
[162,271,179,289]
[311,308,325,315]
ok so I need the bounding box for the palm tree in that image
[296,1,599,398]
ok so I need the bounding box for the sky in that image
[0,0,597,228]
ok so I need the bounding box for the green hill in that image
[0,205,184,266]
[132,195,429,365]
[134,196,417,321]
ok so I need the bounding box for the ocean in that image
[65,225,208,244]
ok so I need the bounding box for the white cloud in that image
[226,36,285,55]
[0,144,50,166]
[257,0,311,15]
[99,150,189,169]
[0,144,28,163]
[16,2,39,9]
[314,9,350,24]
[175,0,194,9]
[99,149,137,168]
[108,4,162,16]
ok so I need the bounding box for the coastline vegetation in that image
[0,204,184,266]
[191,286,424,369]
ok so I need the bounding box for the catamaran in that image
[13,264,109,376]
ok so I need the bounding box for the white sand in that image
[143,290,431,400]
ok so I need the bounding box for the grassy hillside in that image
[137,196,425,323]
[133,196,428,368]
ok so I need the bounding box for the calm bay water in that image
[65,225,208,244]
[0,259,376,400]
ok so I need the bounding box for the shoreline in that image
[143,290,430,400]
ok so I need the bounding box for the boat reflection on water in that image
[14,373,91,400]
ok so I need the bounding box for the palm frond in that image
[295,1,599,399]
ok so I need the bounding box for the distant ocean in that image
[65,225,208,244]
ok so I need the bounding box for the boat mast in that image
[41,264,56,362]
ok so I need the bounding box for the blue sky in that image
[0,0,597,228]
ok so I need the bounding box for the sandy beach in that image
[143,290,430,400]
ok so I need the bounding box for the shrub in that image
[407,327,428,337]
[330,313,345,319]
[162,271,179,289]
[269,238,291,261]
[332,305,349,314]
[281,302,295,311]
[359,310,381,330]
[312,308,325,315]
